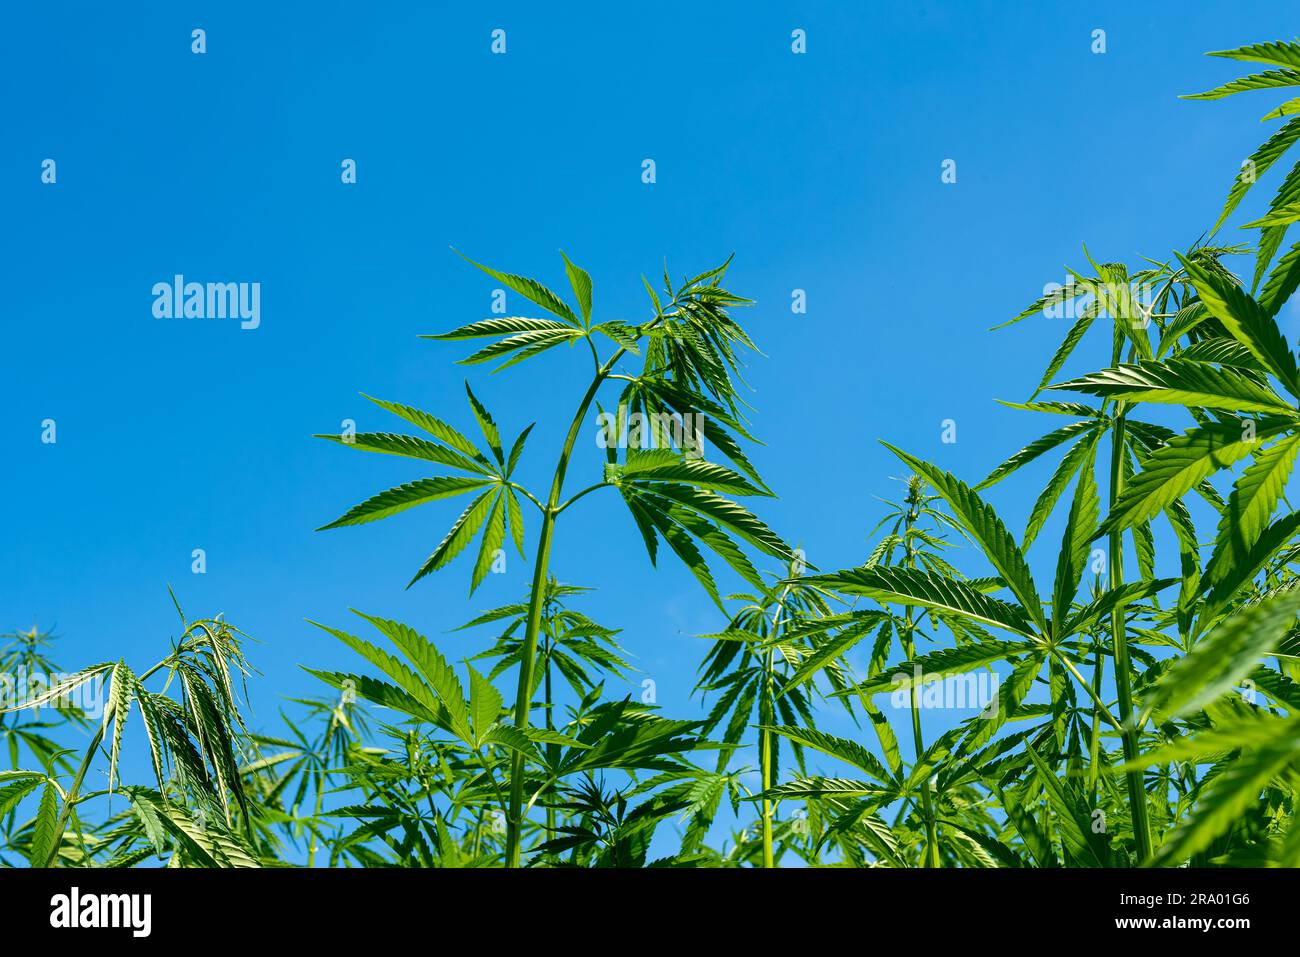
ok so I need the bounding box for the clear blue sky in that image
[3,2,1296,850]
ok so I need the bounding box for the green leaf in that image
[1177,337,1266,370]
[1208,40,1300,71]
[1032,302,1100,398]
[1184,68,1300,101]
[1147,585,1300,721]
[1205,434,1300,585]
[307,623,460,732]
[505,487,526,556]
[1023,427,1102,549]
[618,456,766,496]
[463,384,504,466]
[778,612,887,695]
[304,669,442,727]
[0,663,112,714]
[976,421,1096,490]
[1206,512,1300,609]
[804,564,1035,637]
[428,316,576,340]
[1242,203,1300,229]
[883,444,1044,630]
[848,640,1027,696]
[1124,713,1297,768]
[1180,253,1298,395]
[1099,420,1292,535]
[1207,118,1300,231]
[28,781,58,867]
[633,496,721,607]
[593,321,641,353]
[758,778,886,800]
[407,490,496,588]
[318,477,494,530]
[360,395,485,462]
[505,424,533,477]
[1052,358,1294,414]
[1148,730,1300,867]
[459,329,583,371]
[468,666,503,744]
[1024,745,1108,867]
[0,777,43,818]
[1051,444,1099,629]
[561,252,593,325]
[102,660,136,792]
[637,485,790,560]
[469,494,506,594]
[353,612,472,737]
[1061,578,1178,637]
[316,432,490,476]
[1259,241,1300,317]
[456,252,579,325]
[763,726,892,782]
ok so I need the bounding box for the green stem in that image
[543,624,557,851]
[1088,635,1104,802]
[44,724,103,867]
[44,649,179,867]
[760,645,775,869]
[307,780,325,867]
[907,618,939,868]
[1108,407,1153,861]
[901,503,939,868]
[503,348,627,867]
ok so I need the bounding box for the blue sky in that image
[3,2,1297,853]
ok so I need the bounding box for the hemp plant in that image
[0,595,259,867]
[318,253,792,865]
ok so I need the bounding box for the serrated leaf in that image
[456,253,579,325]
[428,316,576,340]
[1205,434,1300,585]
[318,476,494,530]
[29,782,58,867]
[407,490,496,588]
[360,395,486,462]
[1180,253,1298,395]
[469,493,506,594]
[804,565,1035,637]
[1099,420,1293,535]
[1053,358,1294,414]
[884,444,1044,630]
[561,252,593,325]
[1148,585,1300,721]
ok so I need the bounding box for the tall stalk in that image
[758,644,775,869]
[504,352,624,867]
[900,488,939,868]
[321,257,769,868]
[1107,405,1152,861]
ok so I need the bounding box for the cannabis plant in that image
[318,254,792,865]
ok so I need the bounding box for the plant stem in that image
[901,497,939,868]
[1088,635,1104,803]
[45,650,178,867]
[44,724,103,867]
[503,349,626,867]
[759,645,775,869]
[907,613,939,868]
[543,623,557,850]
[1108,406,1153,861]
